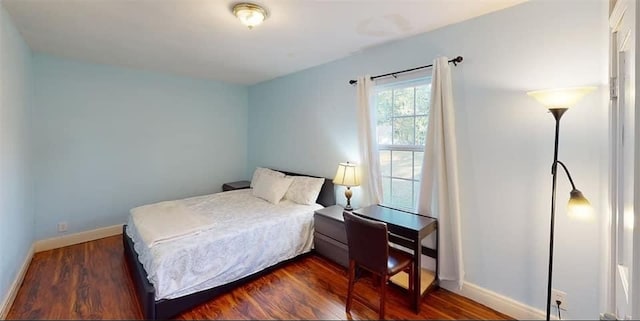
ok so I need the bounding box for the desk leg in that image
[412,238,421,313]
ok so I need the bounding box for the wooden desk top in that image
[352,205,436,232]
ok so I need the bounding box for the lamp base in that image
[344,187,353,211]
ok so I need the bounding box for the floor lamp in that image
[527,86,596,321]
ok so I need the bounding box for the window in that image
[375,78,431,210]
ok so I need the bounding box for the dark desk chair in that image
[343,211,415,319]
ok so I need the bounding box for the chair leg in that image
[346,260,356,313]
[379,274,387,320]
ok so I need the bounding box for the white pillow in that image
[250,167,285,188]
[252,174,293,204]
[285,176,325,205]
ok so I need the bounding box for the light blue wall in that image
[249,0,608,318]
[32,54,248,239]
[0,4,34,307]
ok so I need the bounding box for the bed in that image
[122,169,335,319]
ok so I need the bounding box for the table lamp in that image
[333,162,360,211]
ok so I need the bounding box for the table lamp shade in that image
[333,162,360,187]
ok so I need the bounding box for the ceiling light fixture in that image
[232,3,268,30]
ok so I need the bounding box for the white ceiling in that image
[3,0,527,85]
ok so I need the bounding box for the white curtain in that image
[355,75,383,206]
[418,57,465,289]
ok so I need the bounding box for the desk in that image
[352,204,438,313]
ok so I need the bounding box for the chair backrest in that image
[343,211,389,274]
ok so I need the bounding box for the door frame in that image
[608,0,640,318]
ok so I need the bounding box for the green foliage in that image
[415,85,431,115]
[376,85,430,147]
[393,87,414,116]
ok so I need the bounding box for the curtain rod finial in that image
[349,79,357,85]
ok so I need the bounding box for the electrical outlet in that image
[552,289,568,311]
[57,222,68,233]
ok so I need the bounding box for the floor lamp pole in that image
[547,108,566,321]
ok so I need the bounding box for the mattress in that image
[125,189,323,300]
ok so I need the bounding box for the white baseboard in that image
[34,224,123,253]
[0,245,34,320]
[442,280,547,320]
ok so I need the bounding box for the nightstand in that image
[314,204,350,268]
[222,180,251,192]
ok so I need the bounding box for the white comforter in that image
[126,189,322,300]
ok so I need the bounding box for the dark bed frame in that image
[123,170,336,319]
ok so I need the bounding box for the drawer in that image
[314,213,347,244]
[314,232,349,268]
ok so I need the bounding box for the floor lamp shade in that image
[333,162,360,211]
[567,189,593,221]
[527,86,595,321]
[527,86,596,110]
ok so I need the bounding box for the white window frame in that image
[374,76,431,211]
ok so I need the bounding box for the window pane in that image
[414,181,421,209]
[416,84,431,115]
[393,117,414,145]
[393,87,414,116]
[377,118,392,144]
[415,116,428,146]
[379,150,391,177]
[392,151,413,179]
[391,178,413,209]
[376,90,393,120]
[382,177,391,204]
[414,151,423,180]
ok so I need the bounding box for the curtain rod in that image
[348,56,463,85]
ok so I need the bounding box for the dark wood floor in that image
[7,235,512,320]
